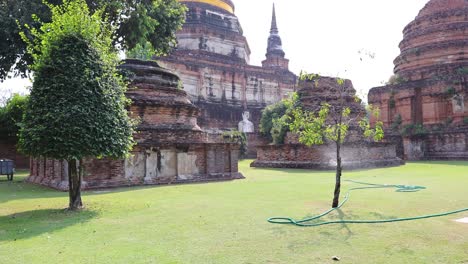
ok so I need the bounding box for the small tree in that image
[19,0,135,210]
[283,73,384,208]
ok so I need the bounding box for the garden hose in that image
[268,180,468,227]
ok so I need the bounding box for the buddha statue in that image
[238,111,254,133]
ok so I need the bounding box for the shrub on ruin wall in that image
[386,74,407,85]
[400,123,427,137]
[390,114,402,131]
[223,130,248,159]
[260,94,300,144]
[260,101,287,143]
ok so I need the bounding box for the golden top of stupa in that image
[179,0,235,14]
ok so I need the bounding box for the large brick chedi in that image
[27,60,243,190]
[158,0,297,130]
[368,0,468,160]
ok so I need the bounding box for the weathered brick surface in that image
[395,0,467,81]
[245,133,270,158]
[368,0,468,160]
[27,60,243,191]
[158,1,297,132]
[252,75,404,169]
[252,143,404,170]
[403,129,468,161]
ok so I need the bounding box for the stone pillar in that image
[206,146,216,175]
[230,146,240,174]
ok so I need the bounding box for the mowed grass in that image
[0,161,467,264]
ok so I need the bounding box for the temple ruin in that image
[252,77,404,170]
[26,60,243,190]
[158,0,297,130]
[368,0,468,160]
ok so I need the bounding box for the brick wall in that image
[252,142,404,170]
[0,138,29,169]
[245,133,269,158]
[404,129,468,160]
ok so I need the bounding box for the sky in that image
[0,0,430,100]
[235,0,429,97]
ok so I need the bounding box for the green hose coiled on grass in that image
[268,180,468,227]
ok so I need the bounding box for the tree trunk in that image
[68,159,83,210]
[332,142,342,208]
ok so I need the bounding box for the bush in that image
[390,114,402,131]
[259,93,300,144]
[389,97,396,109]
[0,94,29,138]
[445,87,456,97]
[387,74,407,85]
[259,101,288,142]
[400,123,427,137]
[223,130,248,159]
[445,117,454,126]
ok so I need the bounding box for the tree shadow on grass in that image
[0,209,98,242]
[0,179,67,205]
[336,209,354,240]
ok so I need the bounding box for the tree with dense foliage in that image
[259,95,302,145]
[278,73,384,208]
[126,41,156,60]
[0,0,186,81]
[18,0,135,210]
[259,100,288,144]
[0,93,29,138]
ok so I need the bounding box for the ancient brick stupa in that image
[158,0,297,130]
[252,77,404,170]
[27,60,243,190]
[368,0,468,160]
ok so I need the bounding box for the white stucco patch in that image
[145,150,160,180]
[160,149,177,178]
[125,153,146,180]
[177,152,199,180]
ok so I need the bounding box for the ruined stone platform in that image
[26,60,244,191]
[251,76,404,170]
[251,143,404,170]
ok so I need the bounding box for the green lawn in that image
[1,161,467,264]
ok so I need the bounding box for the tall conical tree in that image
[19,0,135,210]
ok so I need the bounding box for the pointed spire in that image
[270,3,278,34]
[262,2,289,70]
